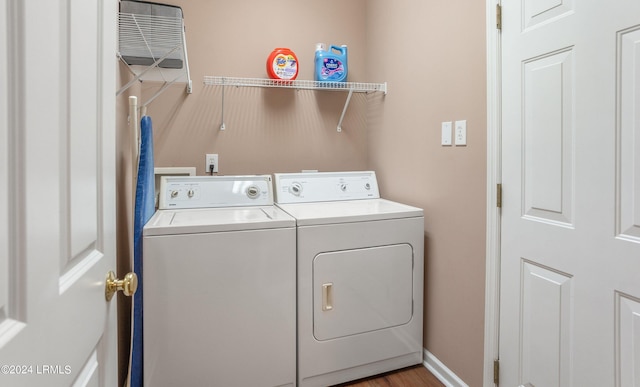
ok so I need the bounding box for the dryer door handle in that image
[322,283,333,311]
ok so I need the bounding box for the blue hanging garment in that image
[130,115,155,387]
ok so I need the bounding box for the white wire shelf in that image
[117,11,192,107]
[203,76,387,94]
[119,13,184,64]
[203,76,387,132]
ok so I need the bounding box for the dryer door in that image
[313,244,414,341]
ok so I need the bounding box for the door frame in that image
[483,0,501,386]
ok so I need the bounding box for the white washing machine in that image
[274,171,424,387]
[143,175,296,387]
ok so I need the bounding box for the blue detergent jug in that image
[315,44,348,82]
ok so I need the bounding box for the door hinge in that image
[496,184,502,208]
[496,4,502,30]
[493,359,500,385]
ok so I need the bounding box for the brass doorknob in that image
[105,271,138,301]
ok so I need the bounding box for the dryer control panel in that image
[159,175,274,209]
[274,171,380,204]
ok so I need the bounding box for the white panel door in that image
[0,0,117,386]
[500,1,640,386]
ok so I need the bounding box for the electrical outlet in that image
[455,120,467,146]
[441,121,452,146]
[205,154,218,173]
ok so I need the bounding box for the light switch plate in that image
[455,120,467,146]
[441,121,452,146]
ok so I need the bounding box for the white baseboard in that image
[423,349,469,387]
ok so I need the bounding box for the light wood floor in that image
[333,365,445,387]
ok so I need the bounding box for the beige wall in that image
[365,2,487,386]
[117,0,487,385]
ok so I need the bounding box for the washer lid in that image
[276,198,423,226]
[143,205,296,236]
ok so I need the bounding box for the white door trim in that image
[483,0,501,386]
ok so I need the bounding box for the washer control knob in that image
[170,190,179,198]
[289,182,303,196]
[246,185,261,199]
[340,183,348,192]
[187,189,195,198]
[365,183,371,190]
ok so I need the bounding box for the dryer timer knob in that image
[289,182,303,196]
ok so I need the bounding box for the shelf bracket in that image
[181,23,193,94]
[220,83,226,131]
[337,88,354,132]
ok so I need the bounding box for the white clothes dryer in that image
[143,175,296,387]
[274,171,424,387]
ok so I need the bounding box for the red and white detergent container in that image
[266,48,299,80]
